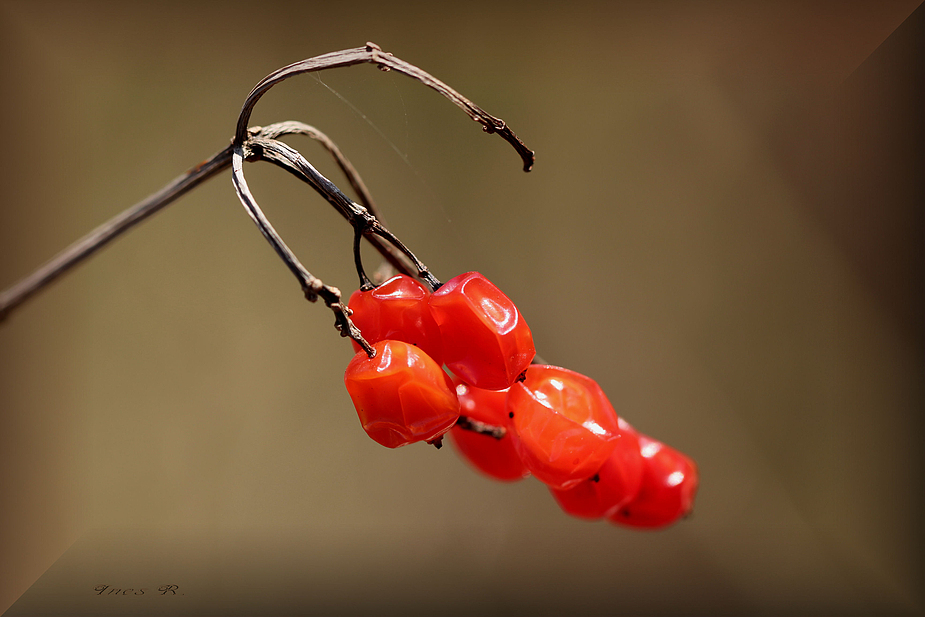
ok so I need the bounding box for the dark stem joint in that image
[456,415,506,440]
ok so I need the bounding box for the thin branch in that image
[0,145,233,322]
[0,122,402,323]
[249,123,416,280]
[234,42,535,172]
[230,146,374,356]
[1,44,537,322]
[255,121,381,218]
[352,224,373,290]
[243,137,441,290]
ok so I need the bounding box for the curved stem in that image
[255,121,382,220]
[366,224,442,291]
[231,147,374,356]
[250,124,416,278]
[2,43,537,323]
[242,138,355,219]
[235,42,535,172]
[352,225,373,290]
[243,137,441,290]
[0,121,401,324]
[231,148,316,293]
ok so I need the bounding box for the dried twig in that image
[0,145,232,322]
[0,122,398,322]
[230,146,374,355]
[243,136,441,290]
[252,121,415,277]
[226,42,533,351]
[234,42,534,172]
[0,42,535,333]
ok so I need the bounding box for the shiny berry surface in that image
[344,340,459,448]
[449,381,530,482]
[549,417,644,519]
[507,365,622,489]
[348,274,444,366]
[608,434,699,529]
[429,272,535,390]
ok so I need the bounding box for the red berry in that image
[344,340,459,448]
[429,272,535,390]
[608,434,699,529]
[348,274,443,366]
[507,365,623,489]
[449,380,530,482]
[549,417,643,519]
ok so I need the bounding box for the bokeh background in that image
[0,1,922,615]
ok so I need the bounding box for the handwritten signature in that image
[94,585,181,595]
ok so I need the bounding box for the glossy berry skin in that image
[508,365,623,490]
[348,274,444,366]
[608,434,699,529]
[449,381,530,482]
[429,272,535,391]
[344,340,459,449]
[549,417,643,519]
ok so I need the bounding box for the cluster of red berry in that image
[343,272,698,529]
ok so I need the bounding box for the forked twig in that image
[235,134,446,355]
[243,137,440,290]
[0,42,534,334]
[0,122,399,322]
[251,121,413,277]
[230,147,374,355]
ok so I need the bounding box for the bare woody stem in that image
[243,136,441,291]
[1,43,535,331]
[234,42,535,172]
[0,122,404,323]
[253,122,414,277]
[234,134,447,355]
[227,40,538,322]
[230,146,374,356]
[0,146,232,322]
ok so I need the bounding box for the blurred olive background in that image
[1,1,922,615]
